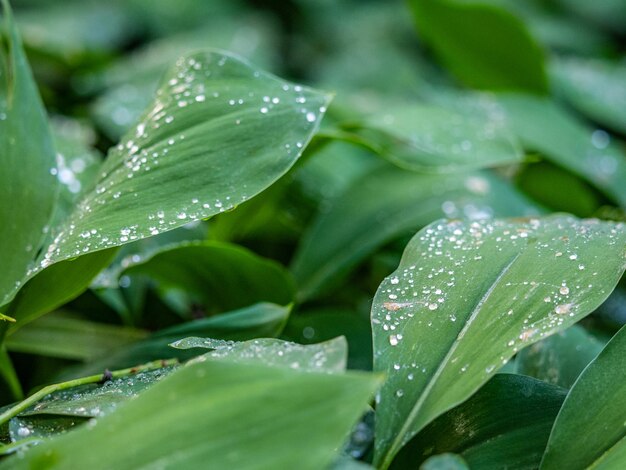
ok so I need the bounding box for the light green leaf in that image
[1,360,380,470]
[123,241,295,313]
[372,216,626,468]
[5,313,147,361]
[408,0,547,94]
[517,324,605,388]
[496,93,626,207]
[171,336,348,373]
[541,324,626,469]
[392,374,567,469]
[0,2,59,307]
[291,165,540,301]
[347,104,522,173]
[551,56,626,135]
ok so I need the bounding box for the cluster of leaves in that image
[1,0,626,468]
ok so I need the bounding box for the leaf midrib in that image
[380,251,522,468]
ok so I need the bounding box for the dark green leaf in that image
[124,241,295,313]
[393,374,567,469]
[408,0,547,93]
[372,216,626,468]
[541,324,626,469]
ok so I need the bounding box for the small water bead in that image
[306,112,316,122]
[428,303,438,310]
[559,285,570,295]
[555,304,572,315]
[260,107,269,114]
[395,389,404,398]
[389,335,399,346]
[390,276,399,285]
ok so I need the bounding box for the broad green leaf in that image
[421,454,469,470]
[551,56,626,135]
[496,93,626,207]
[372,216,626,468]
[1,360,380,470]
[392,374,567,469]
[172,336,348,373]
[0,2,59,307]
[2,49,330,307]
[348,104,522,172]
[5,313,147,361]
[124,241,295,313]
[56,302,290,379]
[541,324,626,469]
[291,165,540,300]
[517,324,605,388]
[407,0,548,94]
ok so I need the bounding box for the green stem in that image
[0,358,178,427]
[0,346,22,400]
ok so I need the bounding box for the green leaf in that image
[551,56,626,135]
[124,241,295,313]
[516,324,605,388]
[1,360,380,470]
[291,165,540,300]
[541,324,626,469]
[2,49,331,307]
[5,313,147,361]
[372,215,626,468]
[348,104,522,172]
[496,93,626,208]
[171,336,348,373]
[407,0,547,94]
[56,302,290,379]
[0,1,59,306]
[392,374,567,469]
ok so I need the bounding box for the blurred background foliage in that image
[3,0,626,403]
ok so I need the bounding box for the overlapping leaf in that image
[541,324,626,469]
[372,215,626,468]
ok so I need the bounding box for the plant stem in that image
[0,358,178,427]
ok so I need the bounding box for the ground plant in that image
[1,0,626,468]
